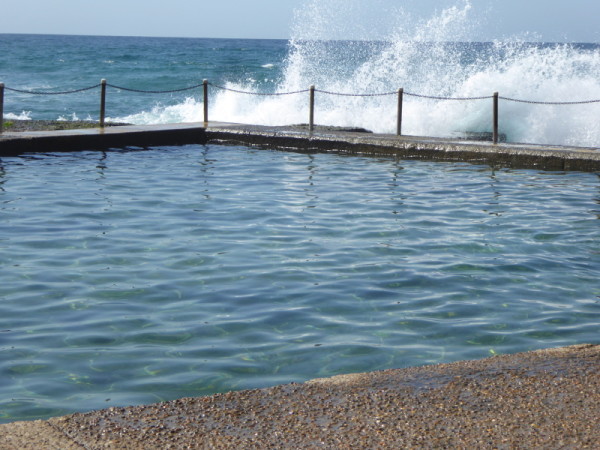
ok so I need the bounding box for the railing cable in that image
[209,83,309,96]
[3,83,600,104]
[106,83,204,94]
[404,92,493,101]
[4,84,101,95]
[315,89,397,97]
[500,96,600,105]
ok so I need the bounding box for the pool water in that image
[1,144,599,422]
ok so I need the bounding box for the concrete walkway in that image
[0,122,207,155]
[1,344,598,449]
[206,123,600,172]
[1,122,599,171]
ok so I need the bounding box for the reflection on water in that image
[0,162,5,192]
[0,144,599,423]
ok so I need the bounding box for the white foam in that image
[57,113,93,122]
[4,111,32,120]
[219,0,600,146]
[111,97,203,124]
[115,0,600,147]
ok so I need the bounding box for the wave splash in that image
[122,0,600,147]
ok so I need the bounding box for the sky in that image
[0,0,598,42]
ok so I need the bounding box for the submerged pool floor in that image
[0,144,599,422]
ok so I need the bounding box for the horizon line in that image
[1,32,599,45]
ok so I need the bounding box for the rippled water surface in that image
[1,144,599,422]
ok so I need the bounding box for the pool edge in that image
[1,121,599,171]
[1,344,597,448]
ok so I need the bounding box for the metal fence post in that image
[397,88,404,136]
[309,85,315,132]
[100,79,107,128]
[203,79,208,124]
[493,92,499,144]
[0,83,4,134]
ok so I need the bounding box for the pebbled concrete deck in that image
[0,344,598,449]
[1,121,599,171]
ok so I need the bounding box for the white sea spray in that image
[4,111,33,120]
[214,0,600,147]
[118,0,600,147]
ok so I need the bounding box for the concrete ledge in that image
[0,344,598,448]
[1,122,599,171]
[0,123,207,155]
[206,123,600,172]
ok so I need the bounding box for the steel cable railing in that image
[1,79,599,144]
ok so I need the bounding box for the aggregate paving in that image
[1,344,598,449]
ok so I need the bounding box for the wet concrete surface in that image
[0,122,208,155]
[1,121,599,171]
[1,344,598,449]
[205,123,600,171]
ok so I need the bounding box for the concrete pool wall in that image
[1,121,599,171]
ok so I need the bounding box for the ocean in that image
[1,2,600,424]
[1,33,599,147]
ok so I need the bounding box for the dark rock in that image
[1,120,130,132]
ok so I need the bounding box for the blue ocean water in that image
[1,33,599,147]
[0,34,287,122]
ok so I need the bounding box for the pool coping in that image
[1,121,599,171]
[0,344,598,448]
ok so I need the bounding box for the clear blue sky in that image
[1,0,598,42]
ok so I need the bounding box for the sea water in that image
[0,145,599,423]
[1,1,599,146]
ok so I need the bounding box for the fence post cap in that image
[101,79,107,84]
[0,82,4,87]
